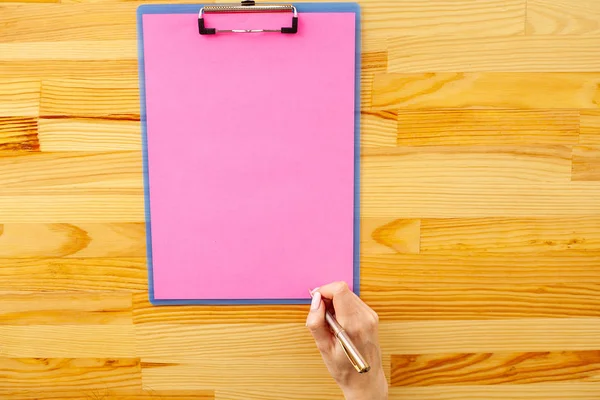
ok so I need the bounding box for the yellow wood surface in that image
[1,0,600,398]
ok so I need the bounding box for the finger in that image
[317,281,364,316]
[305,291,333,353]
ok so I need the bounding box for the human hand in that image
[306,281,388,400]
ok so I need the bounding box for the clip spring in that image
[198,2,298,35]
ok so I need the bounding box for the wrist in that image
[342,371,388,400]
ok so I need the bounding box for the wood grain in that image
[0,79,40,118]
[0,60,139,80]
[391,350,600,386]
[132,293,306,325]
[361,181,600,218]
[0,258,146,292]
[0,292,132,325]
[0,358,141,391]
[580,110,600,145]
[378,319,600,354]
[0,117,40,152]
[0,4,138,42]
[0,41,136,62]
[419,217,600,253]
[361,0,525,37]
[388,383,600,399]
[140,357,338,391]
[0,223,145,258]
[362,218,420,255]
[361,110,397,147]
[38,118,141,151]
[372,73,600,109]
[572,146,600,181]
[0,325,136,357]
[0,390,214,400]
[40,79,139,119]
[364,283,600,320]
[135,324,315,359]
[217,388,344,400]
[387,36,600,72]
[0,152,142,190]
[526,0,600,35]
[363,145,572,184]
[397,109,579,146]
[0,194,144,223]
[361,252,600,287]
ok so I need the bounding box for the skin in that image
[306,281,388,400]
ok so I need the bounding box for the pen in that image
[309,290,371,373]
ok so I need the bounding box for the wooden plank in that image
[3,0,59,3]
[0,390,213,400]
[40,78,139,119]
[397,109,579,146]
[132,293,306,325]
[0,358,141,392]
[419,217,600,253]
[136,324,315,359]
[364,283,600,320]
[138,319,600,361]
[391,350,600,386]
[0,325,136,357]
[378,319,600,354]
[361,218,421,255]
[387,36,600,73]
[38,118,141,151]
[0,194,144,223]
[361,180,600,218]
[0,60,139,80]
[361,0,525,37]
[0,4,137,42]
[388,383,600,399]
[217,388,344,400]
[0,152,142,190]
[0,40,136,61]
[361,110,398,148]
[362,50,388,74]
[361,252,600,287]
[361,72,375,110]
[0,292,132,325]
[580,110,600,145]
[0,117,40,152]
[0,258,146,292]
[363,145,572,184]
[0,79,40,118]
[527,0,600,35]
[371,73,600,109]
[572,145,600,181]
[140,357,337,391]
[0,223,145,258]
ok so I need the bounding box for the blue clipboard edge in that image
[137,2,361,305]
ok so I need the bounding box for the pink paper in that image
[142,12,356,300]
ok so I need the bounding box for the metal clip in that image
[198,2,298,35]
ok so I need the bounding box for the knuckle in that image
[366,311,379,329]
[305,318,320,331]
[333,281,349,294]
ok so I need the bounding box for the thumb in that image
[305,291,333,353]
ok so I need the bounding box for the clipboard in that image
[137,2,361,305]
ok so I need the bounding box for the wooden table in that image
[1,0,600,399]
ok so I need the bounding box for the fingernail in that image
[310,291,321,311]
[311,287,320,294]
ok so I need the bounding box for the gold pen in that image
[309,290,371,373]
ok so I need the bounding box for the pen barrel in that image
[336,330,371,374]
[325,310,343,335]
